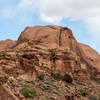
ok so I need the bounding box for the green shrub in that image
[49,49,56,53]
[51,73,73,83]
[51,72,62,80]
[90,76,97,81]
[11,74,18,78]
[80,88,88,96]
[37,74,44,80]
[20,87,37,98]
[90,76,100,84]
[89,95,99,100]
[63,74,73,83]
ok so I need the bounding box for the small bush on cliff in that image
[51,72,62,80]
[89,95,99,100]
[51,73,73,83]
[63,74,73,83]
[90,76,97,81]
[90,76,100,84]
[20,87,37,98]
[49,49,57,54]
[37,74,44,80]
[80,88,88,96]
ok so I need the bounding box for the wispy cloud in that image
[1,0,100,35]
[13,0,100,35]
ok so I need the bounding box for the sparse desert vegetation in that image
[0,25,100,100]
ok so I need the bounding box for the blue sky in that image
[0,0,100,53]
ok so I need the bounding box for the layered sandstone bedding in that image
[0,25,100,100]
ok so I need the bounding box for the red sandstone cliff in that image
[0,25,100,76]
[0,39,15,52]
[0,25,100,100]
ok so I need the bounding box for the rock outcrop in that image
[16,25,100,76]
[0,25,100,100]
[79,43,100,77]
[0,25,100,78]
[0,39,15,52]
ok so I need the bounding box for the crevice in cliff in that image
[59,29,62,46]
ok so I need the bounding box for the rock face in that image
[0,25,100,77]
[0,85,19,100]
[0,25,100,100]
[79,43,100,76]
[16,25,100,76]
[16,25,80,75]
[17,26,77,51]
[0,39,15,52]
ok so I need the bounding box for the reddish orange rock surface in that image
[0,39,15,51]
[0,25,100,100]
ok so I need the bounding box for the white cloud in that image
[86,17,100,36]
[37,0,100,19]
[1,0,100,41]
[16,0,100,35]
[3,0,100,23]
[39,0,100,35]
[18,0,33,8]
[40,14,62,23]
[1,0,100,35]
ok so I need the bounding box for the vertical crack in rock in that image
[59,29,62,46]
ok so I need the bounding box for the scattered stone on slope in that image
[0,25,100,99]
